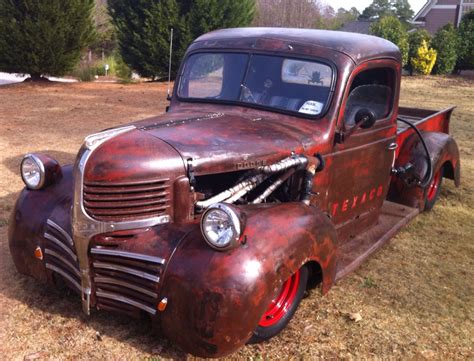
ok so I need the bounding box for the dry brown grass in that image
[0,77,473,360]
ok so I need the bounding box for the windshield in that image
[178,52,333,117]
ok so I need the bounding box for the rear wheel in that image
[424,168,443,211]
[249,266,308,343]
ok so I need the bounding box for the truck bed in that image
[396,106,455,151]
[397,106,455,134]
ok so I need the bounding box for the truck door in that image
[328,63,400,241]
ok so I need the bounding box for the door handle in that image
[387,142,398,151]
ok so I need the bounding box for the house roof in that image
[193,27,401,65]
[339,20,373,35]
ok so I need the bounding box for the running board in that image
[335,201,419,281]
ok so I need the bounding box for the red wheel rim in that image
[258,270,300,327]
[427,171,441,201]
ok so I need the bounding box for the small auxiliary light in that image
[34,246,43,260]
[158,297,168,312]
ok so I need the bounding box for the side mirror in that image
[354,109,376,129]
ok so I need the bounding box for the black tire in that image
[424,167,443,211]
[249,266,308,343]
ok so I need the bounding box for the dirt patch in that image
[0,77,473,359]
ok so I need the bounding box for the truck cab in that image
[9,28,460,357]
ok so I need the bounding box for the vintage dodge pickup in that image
[9,28,460,357]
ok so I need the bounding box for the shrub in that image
[411,40,437,75]
[114,55,133,82]
[0,0,95,80]
[370,16,409,66]
[456,10,474,71]
[432,23,459,75]
[94,56,117,76]
[408,29,431,74]
[71,63,96,82]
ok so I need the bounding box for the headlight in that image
[201,203,243,251]
[21,154,45,190]
[20,153,61,190]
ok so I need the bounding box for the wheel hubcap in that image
[258,270,300,327]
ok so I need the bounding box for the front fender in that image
[159,202,338,357]
[390,132,461,209]
[8,165,74,282]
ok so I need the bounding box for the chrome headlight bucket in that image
[200,203,244,251]
[21,153,61,190]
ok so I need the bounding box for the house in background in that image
[411,0,474,33]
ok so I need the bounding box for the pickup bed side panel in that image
[158,203,338,358]
[390,132,460,209]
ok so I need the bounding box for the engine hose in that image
[396,117,432,188]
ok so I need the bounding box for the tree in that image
[108,0,188,80]
[361,0,413,23]
[411,40,437,75]
[187,0,255,40]
[392,0,414,23]
[0,0,95,80]
[408,29,430,74]
[253,0,324,28]
[431,23,458,75]
[361,0,392,19]
[90,0,117,57]
[109,0,256,80]
[456,9,474,71]
[370,16,409,65]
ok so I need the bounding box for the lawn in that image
[0,76,472,359]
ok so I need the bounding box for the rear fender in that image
[390,132,460,209]
[159,202,338,357]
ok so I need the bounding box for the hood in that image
[133,109,325,175]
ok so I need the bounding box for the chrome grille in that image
[43,219,81,293]
[83,178,171,222]
[91,246,165,315]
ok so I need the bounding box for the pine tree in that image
[0,0,95,80]
[432,23,458,75]
[187,0,255,40]
[108,0,189,80]
[109,0,256,80]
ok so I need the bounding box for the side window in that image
[344,68,395,127]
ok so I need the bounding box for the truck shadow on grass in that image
[0,166,187,358]
[0,210,186,358]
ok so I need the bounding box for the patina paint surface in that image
[8,28,461,358]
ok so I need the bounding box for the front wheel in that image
[424,168,443,211]
[249,266,308,343]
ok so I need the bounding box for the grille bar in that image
[93,261,160,282]
[91,248,165,264]
[83,178,172,221]
[46,263,82,291]
[46,219,74,247]
[44,232,77,261]
[45,248,81,277]
[96,290,156,315]
[94,276,158,298]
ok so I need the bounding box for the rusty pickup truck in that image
[9,28,460,357]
